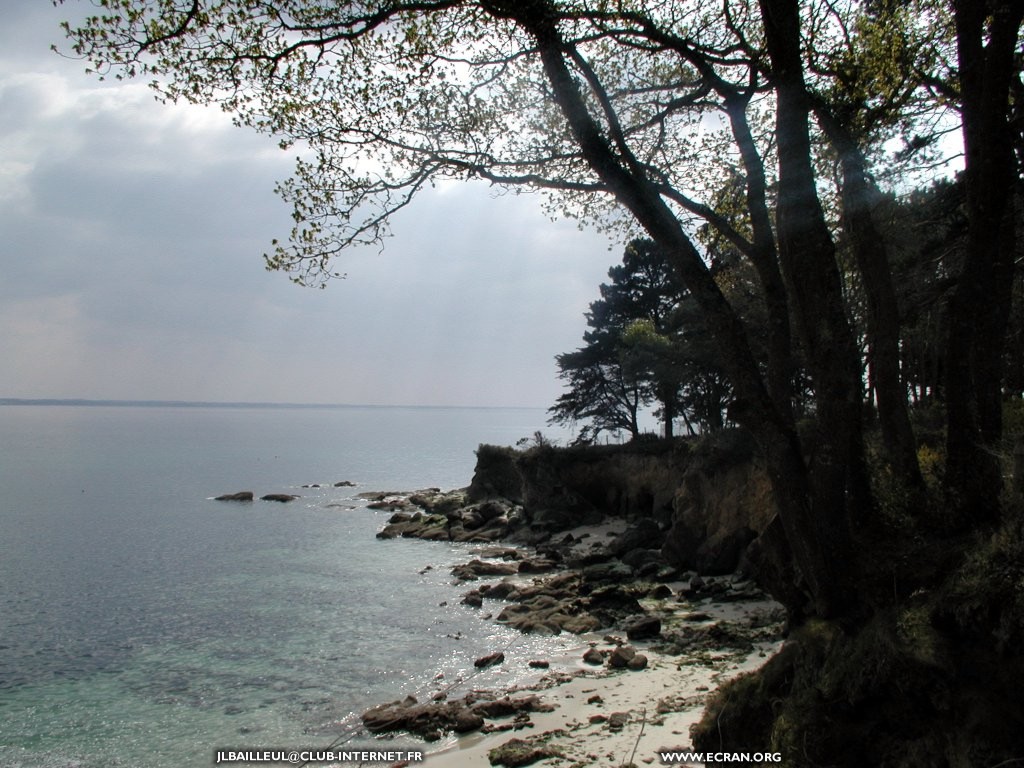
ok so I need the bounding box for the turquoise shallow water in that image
[0,404,576,768]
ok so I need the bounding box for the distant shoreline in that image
[0,398,538,411]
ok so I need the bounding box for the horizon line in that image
[0,397,544,411]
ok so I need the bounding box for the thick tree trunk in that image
[815,109,923,489]
[758,0,866,608]
[945,0,1023,519]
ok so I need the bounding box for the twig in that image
[622,707,647,767]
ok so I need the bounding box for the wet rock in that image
[474,652,505,669]
[261,494,298,503]
[482,580,517,600]
[362,697,482,737]
[583,648,604,665]
[560,613,603,633]
[367,497,410,511]
[452,560,520,581]
[215,491,253,501]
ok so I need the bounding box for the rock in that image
[609,519,663,557]
[517,558,557,574]
[487,737,563,767]
[362,697,485,738]
[367,498,410,511]
[581,561,635,583]
[482,580,517,600]
[452,560,520,581]
[453,708,486,733]
[261,494,298,502]
[607,645,637,669]
[215,491,253,501]
[649,584,674,599]
[528,660,550,669]
[607,712,630,731]
[471,695,553,719]
[409,489,467,515]
[474,547,522,561]
[624,614,662,640]
[620,547,664,569]
[474,651,505,669]
[560,613,602,633]
[627,653,649,670]
[582,648,604,665]
[334,480,356,487]
[586,585,644,622]
[462,590,484,608]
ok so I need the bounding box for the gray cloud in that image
[0,2,616,406]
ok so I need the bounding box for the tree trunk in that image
[758,0,866,610]
[724,97,796,423]
[945,0,1023,520]
[815,108,923,490]
[505,1,852,617]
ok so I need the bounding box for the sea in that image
[0,403,582,768]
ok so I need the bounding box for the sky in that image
[0,2,619,408]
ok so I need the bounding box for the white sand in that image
[422,597,782,768]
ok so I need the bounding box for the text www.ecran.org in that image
[659,751,783,765]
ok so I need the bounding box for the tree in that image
[63,2,1024,762]
[549,343,644,442]
[551,238,736,440]
[549,238,685,440]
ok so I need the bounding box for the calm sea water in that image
[0,404,577,768]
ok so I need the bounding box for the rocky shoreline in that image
[357,480,786,767]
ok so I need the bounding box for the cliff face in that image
[468,431,777,575]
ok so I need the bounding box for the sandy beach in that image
[421,593,783,768]
[349,517,785,768]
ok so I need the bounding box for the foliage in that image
[549,239,733,440]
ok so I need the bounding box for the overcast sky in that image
[0,2,619,408]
